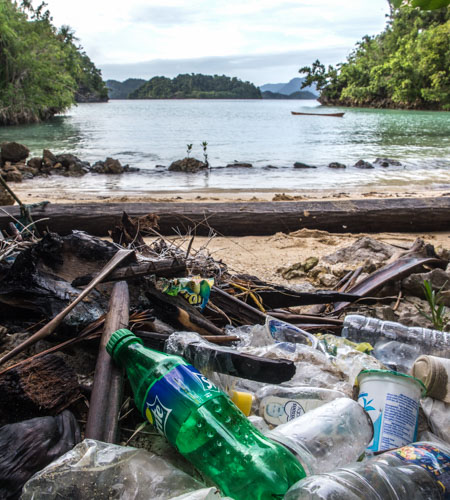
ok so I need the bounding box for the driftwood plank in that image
[0,198,449,236]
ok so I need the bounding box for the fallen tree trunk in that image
[1,197,449,236]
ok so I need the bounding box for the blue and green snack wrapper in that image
[158,276,214,310]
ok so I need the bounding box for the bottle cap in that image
[230,390,253,416]
[106,328,143,360]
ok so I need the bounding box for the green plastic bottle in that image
[107,329,306,500]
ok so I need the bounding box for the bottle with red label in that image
[106,329,306,500]
[284,441,450,500]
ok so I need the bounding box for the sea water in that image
[0,99,448,197]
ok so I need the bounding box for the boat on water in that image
[291,111,345,117]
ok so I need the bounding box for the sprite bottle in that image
[106,329,306,499]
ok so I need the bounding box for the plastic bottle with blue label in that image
[106,329,306,500]
[284,441,450,500]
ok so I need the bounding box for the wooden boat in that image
[291,111,345,117]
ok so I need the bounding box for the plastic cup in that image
[357,369,426,452]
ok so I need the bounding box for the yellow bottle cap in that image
[230,390,253,416]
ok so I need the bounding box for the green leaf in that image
[411,0,450,9]
[391,0,404,7]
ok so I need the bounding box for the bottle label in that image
[143,364,222,443]
[261,396,331,425]
[388,444,450,495]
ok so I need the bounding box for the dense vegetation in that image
[0,1,108,125]
[106,79,146,99]
[129,74,262,99]
[300,5,450,110]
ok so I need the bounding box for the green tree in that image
[0,0,108,125]
[299,6,450,110]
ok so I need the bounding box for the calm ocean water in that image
[0,99,449,196]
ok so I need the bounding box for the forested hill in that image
[300,5,450,110]
[129,74,262,99]
[106,79,146,99]
[0,1,108,126]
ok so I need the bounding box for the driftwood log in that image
[1,198,449,236]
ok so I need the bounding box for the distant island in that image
[127,74,261,99]
[106,75,318,100]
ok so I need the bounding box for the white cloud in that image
[35,0,390,83]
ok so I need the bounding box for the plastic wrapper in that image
[315,333,386,386]
[421,397,450,445]
[157,276,214,310]
[267,398,374,475]
[21,439,218,500]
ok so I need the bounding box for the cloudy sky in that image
[38,0,390,85]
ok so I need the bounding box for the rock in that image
[265,165,278,169]
[42,149,58,164]
[91,160,106,173]
[5,167,22,183]
[226,162,253,168]
[374,158,402,167]
[104,157,124,174]
[27,157,42,170]
[0,184,14,205]
[402,268,450,306]
[353,160,374,169]
[294,162,317,169]
[328,162,346,169]
[278,256,319,280]
[1,142,29,163]
[155,164,166,169]
[323,237,396,269]
[168,158,208,173]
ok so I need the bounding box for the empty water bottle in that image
[284,441,450,499]
[342,315,450,358]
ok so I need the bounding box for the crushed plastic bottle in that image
[106,329,306,500]
[21,439,228,500]
[284,441,450,500]
[267,398,374,475]
[342,315,450,358]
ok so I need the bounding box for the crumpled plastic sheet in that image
[21,439,229,500]
[421,397,450,445]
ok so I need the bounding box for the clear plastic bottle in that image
[267,398,374,475]
[284,441,450,500]
[106,329,306,500]
[342,315,450,358]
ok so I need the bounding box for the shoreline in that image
[11,185,450,205]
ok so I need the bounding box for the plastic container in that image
[267,398,374,475]
[356,369,426,452]
[106,329,306,500]
[342,315,450,358]
[284,441,450,500]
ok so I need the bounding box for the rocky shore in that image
[0,141,137,193]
